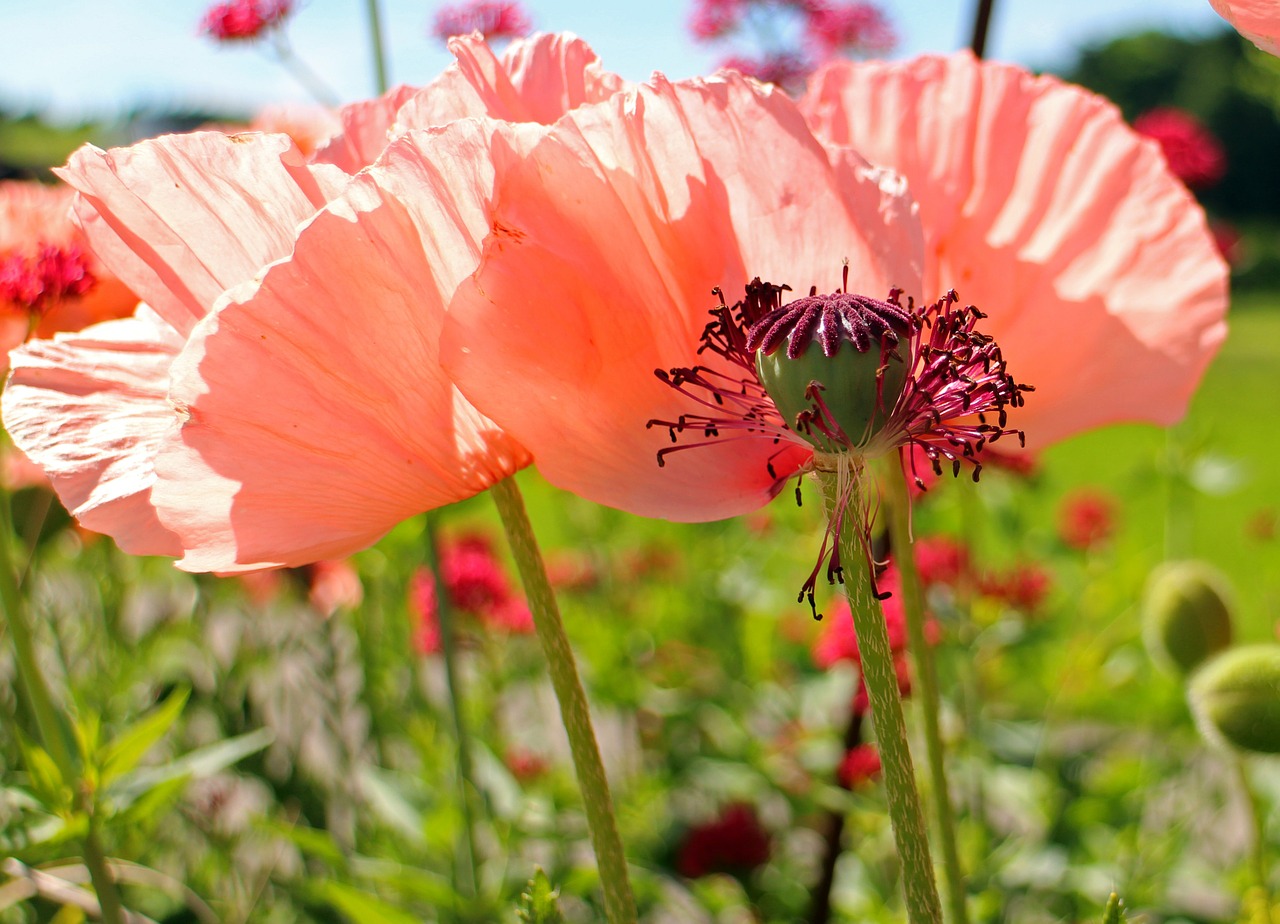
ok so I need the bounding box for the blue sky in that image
[0,0,1229,121]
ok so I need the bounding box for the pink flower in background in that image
[410,532,533,653]
[305,559,364,615]
[837,743,882,788]
[3,34,622,569]
[1208,0,1280,56]
[718,52,812,88]
[200,0,291,42]
[800,52,1229,451]
[432,0,532,43]
[1057,489,1119,551]
[676,803,771,878]
[1133,108,1226,190]
[812,569,910,668]
[690,0,747,40]
[806,2,896,57]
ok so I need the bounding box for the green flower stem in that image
[490,476,637,924]
[1235,757,1272,913]
[363,0,389,95]
[423,511,479,900]
[0,489,122,923]
[885,463,969,924]
[815,468,942,924]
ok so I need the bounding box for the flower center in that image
[748,267,911,452]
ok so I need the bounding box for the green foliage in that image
[515,870,565,923]
[1102,892,1126,924]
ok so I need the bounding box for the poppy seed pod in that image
[1142,560,1234,675]
[1189,645,1280,755]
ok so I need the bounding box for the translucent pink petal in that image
[799,52,1229,448]
[310,85,419,173]
[393,31,626,131]
[2,306,183,556]
[442,73,923,521]
[153,158,529,573]
[55,132,346,337]
[1209,0,1280,55]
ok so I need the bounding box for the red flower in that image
[912,535,971,590]
[718,52,814,90]
[978,563,1051,613]
[1133,108,1226,190]
[837,743,882,788]
[676,803,771,878]
[410,532,532,653]
[1057,489,1118,551]
[805,1,896,58]
[505,747,549,781]
[690,0,747,40]
[200,0,291,42]
[432,0,532,43]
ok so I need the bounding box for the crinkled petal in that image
[799,52,1229,448]
[56,132,348,337]
[442,72,922,521]
[1209,0,1280,55]
[2,306,183,556]
[311,85,419,173]
[393,31,627,132]
[154,160,529,573]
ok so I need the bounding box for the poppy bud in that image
[1142,560,1234,675]
[1189,645,1280,754]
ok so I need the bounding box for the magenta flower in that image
[676,803,771,878]
[1133,107,1226,190]
[806,1,896,58]
[837,743,882,788]
[431,0,533,43]
[199,0,291,42]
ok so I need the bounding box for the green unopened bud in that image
[1188,645,1280,754]
[747,288,911,452]
[1141,560,1234,675]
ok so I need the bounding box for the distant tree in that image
[1062,29,1280,224]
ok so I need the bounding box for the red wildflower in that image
[690,0,747,40]
[806,1,896,58]
[837,743,882,788]
[505,747,550,781]
[409,532,532,653]
[1,244,95,316]
[912,535,971,590]
[978,563,1051,613]
[1057,489,1118,551]
[676,803,771,878]
[200,0,291,42]
[1133,108,1226,190]
[432,0,532,43]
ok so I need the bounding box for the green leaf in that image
[104,727,273,811]
[1101,893,1126,924]
[516,870,565,924]
[98,688,189,784]
[317,881,422,924]
[15,730,69,810]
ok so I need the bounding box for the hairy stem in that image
[815,468,942,923]
[886,462,969,924]
[490,477,637,923]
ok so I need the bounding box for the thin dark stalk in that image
[423,511,480,899]
[969,0,996,58]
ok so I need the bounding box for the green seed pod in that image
[1141,560,1234,675]
[1188,645,1280,754]
[748,288,911,453]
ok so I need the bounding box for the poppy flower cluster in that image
[1,34,1227,587]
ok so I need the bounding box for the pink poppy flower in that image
[440,70,928,526]
[798,52,1229,449]
[1132,107,1226,190]
[1209,0,1280,56]
[3,34,621,570]
[313,32,626,173]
